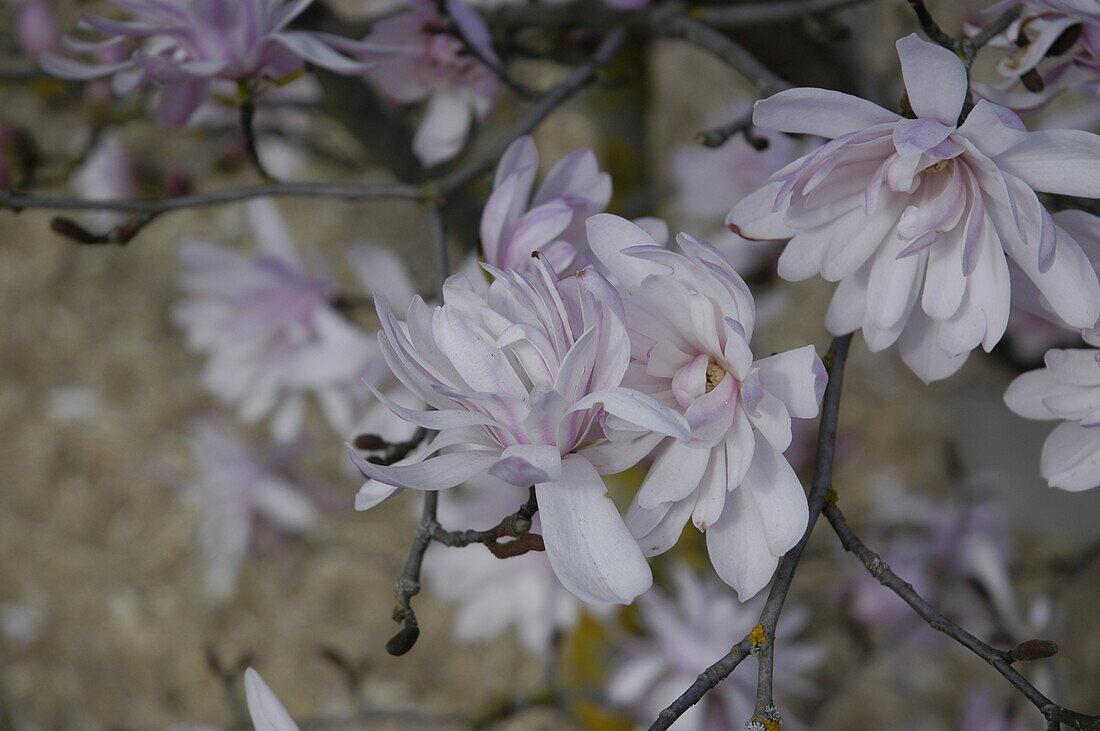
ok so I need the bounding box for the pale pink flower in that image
[15,0,61,60]
[607,565,821,731]
[481,135,611,274]
[971,0,1100,112]
[349,255,694,604]
[173,200,379,443]
[586,214,825,600]
[1004,346,1100,490]
[39,0,371,128]
[357,0,500,166]
[181,418,317,602]
[422,478,611,654]
[727,33,1100,383]
[69,130,137,231]
[245,668,301,731]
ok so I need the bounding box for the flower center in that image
[705,360,727,393]
[925,159,950,174]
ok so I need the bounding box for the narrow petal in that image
[536,456,653,603]
[752,88,899,138]
[245,668,301,731]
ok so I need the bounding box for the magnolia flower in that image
[481,136,612,273]
[245,668,300,731]
[727,33,1100,383]
[585,214,825,600]
[608,565,820,731]
[39,0,371,128]
[181,418,317,602]
[672,103,803,275]
[358,0,500,166]
[1004,346,1100,491]
[173,200,379,443]
[350,255,695,604]
[422,479,610,654]
[15,0,61,61]
[972,0,1100,111]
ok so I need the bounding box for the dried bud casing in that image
[386,624,420,656]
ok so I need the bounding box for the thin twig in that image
[239,98,275,183]
[434,0,540,100]
[905,0,958,51]
[700,0,874,26]
[649,334,853,731]
[824,502,1100,731]
[651,10,791,96]
[968,4,1023,56]
[695,109,769,149]
[432,486,543,558]
[437,26,628,196]
[751,334,852,723]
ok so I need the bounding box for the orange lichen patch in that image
[749,624,768,647]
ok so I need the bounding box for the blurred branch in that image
[649,334,853,731]
[695,109,769,149]
[904,0,957,51]
[824,501,1100,731]
[433,0,540,100]
[698,0,873,27]
[967,4,1023,56]
[651,10,791,96]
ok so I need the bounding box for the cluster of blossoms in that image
[972,0,1100,112]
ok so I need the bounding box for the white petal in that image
[1042,421,1100,491]
[536,456,653,603]
[896,33,967,126]
[245,668,301,731]
[752,88,899,138]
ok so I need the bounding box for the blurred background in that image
[0,0,1097,729]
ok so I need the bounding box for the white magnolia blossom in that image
[422,478,611,654]
[1004,347,1100,491]
[173,200,381,443]
[608,565,821,731]
[587,213,826,600]
[181,418,317,602]
[727,33,1100,383]
[350,254,694,604]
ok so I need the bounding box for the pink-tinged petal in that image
[536,456,653,603]
[753,345,825,420]
[489,444,562,485]
[255,477,317,532]
[635,439,711,510]
[502,202,574,266]
[957,100,1027,157]
[921,224,967,321]
[580,431,664,475]
[413,90,473,166]
[244,668,301,731]
[534,148,612,211]
[39,52,130,80]
[633,216,669,246]
[154,78,208,128]
[866,228,924,332]
[819,204,899,282]
[752,88,899,139]
[892,117,953,157]
[898,309,971,384]
[896,33,967,126]
[585,214,665,288]
[706,483,778,601]
[995,128,1100,198]
[683,371,738,441]
[626,493,694,557]
[481,168,529,264]
[272,31,375,74]
[743,377,793,453]
[742,435,809,557]
[726,181,798,241]
[725,409,756,487]
[691,445,727,531]
[355,479,400,510]
[1042,421,1100,491]
[777,233,826,281]
[367,383,497,429]
[347,447,497,489]
[446,0,500,65]
[572,387,694,440]
[348,243,418,311]
[1046,348,1100,386]
[246,198,301,265]
[825,266,869,335]
[432,307,527,396]
[493,135,537,191]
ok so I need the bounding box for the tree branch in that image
[824,501,1100,731]
[432,486,544,559]
[648,334,853,731]
[695,109,769,149]
[698,0,874,27]
[904,0,958,52]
